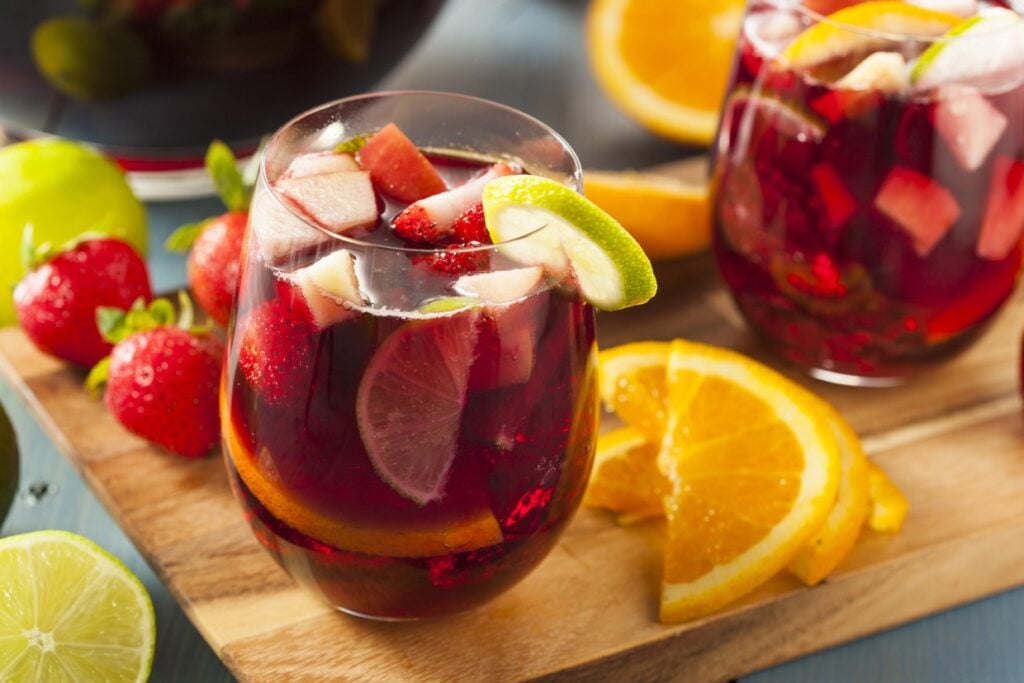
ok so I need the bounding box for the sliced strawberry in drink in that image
[411,245,489,276]
[275,170,379,235]
[237,296,317,405]
[283,151,360,179]
[451,203,490,244]
[934,87,1008,172]
[356,311,481,505]
[356,123,447,202]
[811,162,857,238]
[977,156,1024,261]
[392,163,519,245]
[873,166,961,257]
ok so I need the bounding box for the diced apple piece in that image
[934,87,1007,172]
[836,52,908,93]
[977,156,1024,260]
[454,266,545,304]
[250,186,332,265]
[811,163,857,235]
[294,249,363,328]
[874,167,961,257]
[468,294,549,391]
[284,151,360,179]
[275,170,378,235]
[357,123,447,202]
[393,163,520,244]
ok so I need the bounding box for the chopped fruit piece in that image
[598,341,671,444]
[977,156,1024,260]
[836,52,909,93]
[283,151,359,179]
[811,163,857,233]
[451,203,491,244]
[584,426,667,521]
[583,169,711,261]
[874,167,961,257]
[250,186,332,264]
[454,266,545,303]
[222,410,503,556]
[356,311,481,504]
[781,3,960,69]
[912,9,1024,92]
[810,89,884,124]
[357,123,447,202]
[788,400,870,586]
[934,87,1007,172]
[658,340,839,623]
[468,295,547,391]
[866,461,908,532]
[294,250,362,328]
[484,175,657,311]
[275,170,378,235]
[412,245,489,276]
[238,297,316,405]
[392,163,519,244]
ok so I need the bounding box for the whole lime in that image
[0,139,148,326]
[0,403,17,530]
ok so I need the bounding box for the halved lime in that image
[482,176,657,311]
[0,530,155,682]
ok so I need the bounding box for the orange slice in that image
[787,400,870,586]
[583,170,710,261]
[658,339,840,623]
[866,460,909,532]
[598,341,671,443]
[221,395,503,559]
[586,0,745,144]
[584,426,668,521]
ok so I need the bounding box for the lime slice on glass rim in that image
[0,530,155,682]
[482,175,657,311]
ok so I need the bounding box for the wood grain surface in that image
[2,156,1024,681]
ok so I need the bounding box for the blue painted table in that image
[3,1,1024,680]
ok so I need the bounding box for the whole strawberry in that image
[167,141,250,327]
[89,296,223,458]
[237,293,316,406]
[14,233,152,368]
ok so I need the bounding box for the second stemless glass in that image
[712,1,1024,385]
[220,92,598,620]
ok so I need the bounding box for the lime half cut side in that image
[482,175,657,311]
[0,530,155,683]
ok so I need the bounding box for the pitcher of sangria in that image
[712,0,1024,384]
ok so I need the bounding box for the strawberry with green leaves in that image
[88,295,224,459]
[14,230,152,368]
[167,141,250,327]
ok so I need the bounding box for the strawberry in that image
[237,295,317,405]
[451,203,491,244]
[14,234,152,368]
[88,296,223,458]
[167,141,251,327]
[412,245,489,276]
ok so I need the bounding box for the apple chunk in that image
[874,167,960,257]
[357,123,447,202]
[454,266,545,303]
[284,151,359,179]
[275,170,378,235]
[250,186,333,265]
[977,156,1024,261]
[293,249,363,328]
[934,87,1007,172]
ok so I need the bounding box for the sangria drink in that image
[712,0,1024,383]
[221,93,601,619]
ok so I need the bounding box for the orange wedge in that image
[586,0,745,144]
[583,170,710,261]
[220,395,503,558]
[584,426,668,521]
[658,340,840,623]
[598,341,671,443]
[866,460,909,532]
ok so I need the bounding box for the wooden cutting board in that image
[2,158,1024,682]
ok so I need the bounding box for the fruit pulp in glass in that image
[222,152,598,619]
[712,0,1024,381]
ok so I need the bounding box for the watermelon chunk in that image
[811,163,856,238]
[977,156,1024,261]
[874,167,961,257]
[934,88,1008,172]
[357,123,447,202]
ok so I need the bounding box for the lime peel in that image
[482,175,657,311]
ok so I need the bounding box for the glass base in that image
[807,367,907,388]
[336,606,423,623]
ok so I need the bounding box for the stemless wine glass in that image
[712,0,1024,385]
[220,92,598,620]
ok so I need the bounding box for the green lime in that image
[0,530,155,681]
[31,17,151,101]
[0,403,17,529]
[0,139,148,325]
[483,175,657,311]
[417,296,481,314]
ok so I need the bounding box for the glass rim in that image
[259,89,582,255]
[792,3,1020,43]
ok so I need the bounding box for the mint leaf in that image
[165,221,206,252]
[206,140,247,212]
